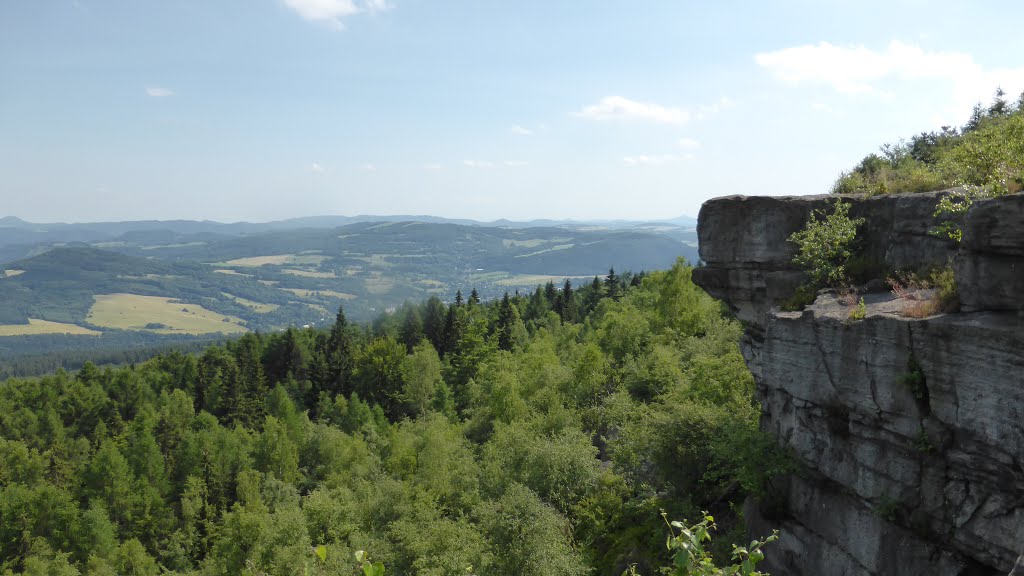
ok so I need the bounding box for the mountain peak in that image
[0,216,29,227]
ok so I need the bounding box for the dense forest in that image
[832,88,1024,197]
[0,260,786,575]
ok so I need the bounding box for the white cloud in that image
[503,160,528,167]
[755,40,1024,116]
[678,138,701,150]
[362,163,377,172]
[145,87,173,97]
[575,96,690,125]
[463,160,494,168]
[695,96,736,120]
[310,162,326,173]
[623,154,677,166]
[282,0,389,29]
[363,0,390,13]
[511,125,533,136]
[422,163,442,171]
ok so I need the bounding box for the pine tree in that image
[398,304,423,353]
[441,303,464,357]
[544,280,558,306]
[325,305,353,397]
[469,288,481,306]
[605,267,621,300]
[560,279,578,323]
[422,296,446,353]
[496,293,516,351]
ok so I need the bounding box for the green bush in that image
[788,199,865,292]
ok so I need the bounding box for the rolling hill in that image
[0,220,698,356]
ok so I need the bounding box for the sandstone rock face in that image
[693,190,1024,576]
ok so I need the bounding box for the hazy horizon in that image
[0,212,696,226]
[3,1,1024,223]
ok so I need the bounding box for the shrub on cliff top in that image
[788,199,865,292]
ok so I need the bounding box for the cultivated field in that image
[222,293,280,313]
[87,293,248,334]
[282,269,336,278]
[0,319,101,336]
[281,288,356,300]
[495,274,595,286]
[222,254,329,267]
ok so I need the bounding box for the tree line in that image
[0,261,787,575]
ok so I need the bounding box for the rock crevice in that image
[693,190,1024,576]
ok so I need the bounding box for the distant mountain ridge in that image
[0,213,697,265]
[0,220,699,356]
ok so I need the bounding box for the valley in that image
[0,216,697,364]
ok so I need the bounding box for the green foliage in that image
[0,260,783,576]
[830,90,1024,198]
[623,513,778,576]
[847,298,866,321]
[779,284,817,312]
[788,200,865,290]
[912,427,935,454]
[900,353,927,401]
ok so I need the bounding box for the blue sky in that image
[3,1,1024,223]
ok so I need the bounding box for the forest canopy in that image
[832,88,1024,197]
[0,261,786,576]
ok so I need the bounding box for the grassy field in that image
[87,293,248,334]
[213,269,251,276]
[516,244,575,258]
[495,274,595,287]
[223,254,296,267]
[223,254,329,267]
[282,288,356,300]
[364,273,395,295]
[222,293,280,313]
[0,319,101,336]
[282,269,336,278]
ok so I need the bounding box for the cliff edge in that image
[692,190,1024,576]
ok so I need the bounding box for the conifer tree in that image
[605,267,621,300]
[325,305,353,397]
[398,304,423,353]
[560,279,578,323]
[544,280,558,306]
[496,293,516,351]
[422,296,446,353]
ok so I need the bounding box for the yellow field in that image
[87,293,248,334]
[140,241,205,250]
[0,319,101,336]
[221,293,279,313]
[223,254,295,266]
[2,269,25,278]
[306,303,330,316]
[213,269,251,276]
[223,254,329,267]
[495,274,594,286]
[282,288,356,300]
[283,268,336,278]
[365,273,394,294]
[516,244,575,258]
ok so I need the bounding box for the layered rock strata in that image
[692,190,1024,576]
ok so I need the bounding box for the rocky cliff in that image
[692,190,1024,576]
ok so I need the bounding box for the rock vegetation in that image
[693,189,1024,576]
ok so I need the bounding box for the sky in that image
[3,1,1024,223]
